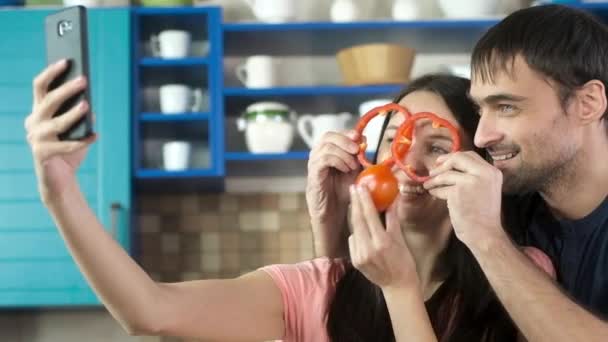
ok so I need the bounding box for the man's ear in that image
[574,80,607,126]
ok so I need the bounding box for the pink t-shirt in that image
[260,257,346,342]
[260,247,555,342]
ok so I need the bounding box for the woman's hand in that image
[306,130,362,257]
[348,184,419,290]
[25,60,96,203]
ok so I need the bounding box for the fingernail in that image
[55,59,66,67]
[357,185,366,193]
[80,101,88,110]
[350,184,356,194]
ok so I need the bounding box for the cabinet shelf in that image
[224,151,376,161]
[223,19,500,55]
[136,169,218,179]
[140,112,211,122]
[225,151,310,161]
[223,19,502,32]
[140,57,210,67]
[135,7,217,15]
[223,84,404,97]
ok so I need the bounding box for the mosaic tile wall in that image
[136,192,315,283]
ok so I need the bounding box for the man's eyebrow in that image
[470,93,528,105]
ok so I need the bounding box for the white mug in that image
[236,55,279,88]
[159,84,205,114]
[151,30,191,59]
[297,112,354,148]
[163,141,191,171]
[247,0,296,23]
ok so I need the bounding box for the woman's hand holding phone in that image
[25,60,97,204]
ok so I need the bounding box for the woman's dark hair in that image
[326,74,516,342]
[471,4,608,128]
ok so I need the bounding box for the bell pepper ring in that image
[391,112,461,183]
[353,103,411,211]
[354,103,412,169]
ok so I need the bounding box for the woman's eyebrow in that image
[426,134,453,142]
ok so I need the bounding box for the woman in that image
[25,62,551,341]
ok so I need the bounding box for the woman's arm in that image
[383,286,437,342]
[348,186,438,341]
[48,181,284,341]
[26,63,284,341]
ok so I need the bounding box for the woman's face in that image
[376,90,473,224]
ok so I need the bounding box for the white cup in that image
[151,30,191,59]
[163,141,191,171]
[159,84,205,114]
[248,0,296,23]
[297,112,354,148]
[236,56,280,88]
[358,99,392,152]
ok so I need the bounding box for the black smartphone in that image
[45,6,94,141]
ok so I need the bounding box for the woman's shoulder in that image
[259,257,348,287]
[258,258,348,342]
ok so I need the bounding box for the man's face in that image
[470,56,580,194]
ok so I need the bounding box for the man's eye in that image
[498,104,516,114]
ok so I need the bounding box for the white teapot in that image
[237,102,296,153]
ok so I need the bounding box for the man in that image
[420,4,608,340]
[308,4,608,341]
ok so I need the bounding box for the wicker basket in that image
[336,43,416,85]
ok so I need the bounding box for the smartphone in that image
[45,6,94,141]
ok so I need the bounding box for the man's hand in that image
[423,151,506,248]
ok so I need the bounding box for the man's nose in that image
[474,114,504,149]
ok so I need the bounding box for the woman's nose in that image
[397,143,429,178]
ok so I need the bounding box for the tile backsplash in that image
[136,192,315,283]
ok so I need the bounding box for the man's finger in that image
[427,186,450,201]
[430,151,483,177]
[424,170,468,190]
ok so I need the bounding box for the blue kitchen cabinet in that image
[0,8,131,307]
[133,7,225,182]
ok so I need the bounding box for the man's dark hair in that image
[472,4,608,128]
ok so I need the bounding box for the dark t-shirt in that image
[522,194,608,318]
